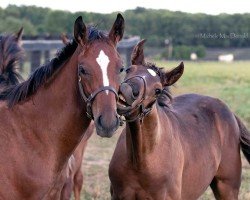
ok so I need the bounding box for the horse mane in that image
[87,25,108,43]
[0,26,108,107]
[0,34,24,89]
[145,62,172,107]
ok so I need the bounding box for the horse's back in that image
[170,93,240,158]
[173,93,233,115]
[169,93,241,199]
[171,93,239,136]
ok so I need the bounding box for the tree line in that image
[0,5,250,48]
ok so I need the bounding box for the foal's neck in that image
[15,48,90,169]
[126,104,161,169]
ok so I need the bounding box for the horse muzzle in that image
[95,112,120,138]
[117,77,145,115]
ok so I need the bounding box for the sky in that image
[0,0,250,15]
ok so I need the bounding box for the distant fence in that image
[22,36,140,72]
[204,48,250,61]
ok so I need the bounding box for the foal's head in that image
[0,28,24,89]
[74,14,125,137]
[118,40,184,117]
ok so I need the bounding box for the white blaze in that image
[96,50,110,94]
[147,69,157,76]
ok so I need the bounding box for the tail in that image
[235,115,250,163]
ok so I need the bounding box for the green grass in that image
[82,131,122,200]
[156,61,250,126]
[80,61,250,199]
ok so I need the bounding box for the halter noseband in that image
[118,75,160,123]
[78,65,119,120]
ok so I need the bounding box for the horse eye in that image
[79,66,87,75]
[155,89,161,95]
[119,67,125,73]
[81,68,86,74]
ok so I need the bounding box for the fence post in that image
[30,51,41,72]
[44,50,50,63]
[23,37,140,73]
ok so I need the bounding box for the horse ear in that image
[163,62,184,86]
[74,16,87,47]
[61,33,70,45]
[109,13,125,46]
[131,39,146,65]
[16,27,23,43]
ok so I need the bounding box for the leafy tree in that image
[0,5,249,47]
[0,16,37,35]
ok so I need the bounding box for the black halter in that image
[118,75,160,123]
[78,65,119,119]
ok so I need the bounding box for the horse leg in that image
[210,148,241,200]
[60,177,74,200]
[73,169,84,200]
[210,177,240,200]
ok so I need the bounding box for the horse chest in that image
[0,169,52,200]
[0,143,55,199]
[115,165,175,199]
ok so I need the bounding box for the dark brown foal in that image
[109,40,250,200]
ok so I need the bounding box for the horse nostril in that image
[131,85,139,98]
[97,115,103,127]
[95,113,120,137]
[133,90,139,97]
[96,114,120,132]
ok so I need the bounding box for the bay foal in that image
[109,40,250,200]
[0,14,124,199]
[0,28,92,200]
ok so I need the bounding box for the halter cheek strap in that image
[118,75,160,123]
[121,103,154,123]
[78,66,119,120]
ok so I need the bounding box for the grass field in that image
[80,61,250,200]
